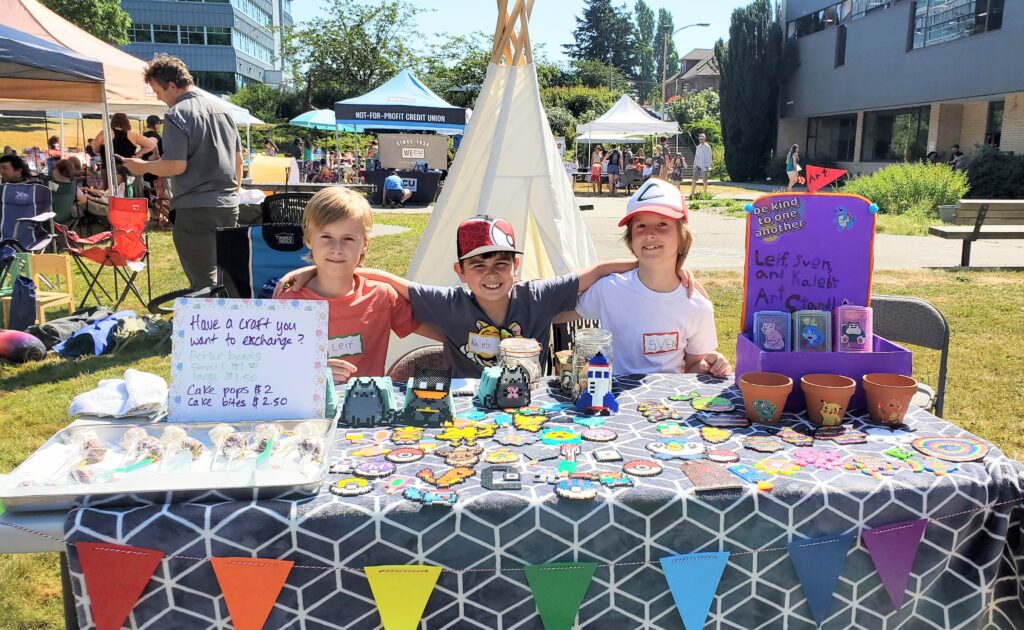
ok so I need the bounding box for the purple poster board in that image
[741,193,876,334]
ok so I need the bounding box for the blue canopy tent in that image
[0,24,118,189]
[334,69,468,134]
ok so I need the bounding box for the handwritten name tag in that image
[468,333,500,358]
[329,334,363,358]
[643,332,679,355]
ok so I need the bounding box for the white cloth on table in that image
[67,369,168,418]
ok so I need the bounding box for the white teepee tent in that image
[406,0,597,284]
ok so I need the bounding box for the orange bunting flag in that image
[365,565,443,629]
[211,557,294,630]
[805,165,848,193]
[77,542,164,630]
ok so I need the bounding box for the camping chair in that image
[147,223,309,313]
[386,344,446,382]
[0,183,55,252]
[871,294,949,417]
[60,197,151,310]
[618,167,639,194]
[48,179,85,229]
[262,192,313,225]
[1,253,74,326]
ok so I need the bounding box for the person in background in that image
[122,54,242,290]
[263,139,277,156]
[91,112,157,167]
[2,146,14,157]
[785,143,801,193]
[365,140,379,171]
[139,115,163,189]
[590,144,605,168]
[690,133,713,198]
[925,151,941,164]
[382,169,411,208]
[605,144,623,196]
[671,153,687,185]
[45,136,62,175]
[949,144,965,170]
[0,154,32,183]
[642,157,653,180]
[651,146,666,179]
[315,158,334,183]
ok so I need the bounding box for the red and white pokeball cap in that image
[618,178,690,227]
[456,215,523,260]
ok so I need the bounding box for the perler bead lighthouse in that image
[574,353,619,415]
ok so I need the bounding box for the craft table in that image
[6,374,1023,629]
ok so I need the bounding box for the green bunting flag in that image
[524,562,598,630]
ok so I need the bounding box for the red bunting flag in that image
[211,557,294,630]
[77,542,164,630]
[805,165,848,193]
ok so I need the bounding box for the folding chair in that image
[60,197,151,310]
[1,253,74,325]
[262,193,313,225]
[48,179,85,229]
[0,183,55,252]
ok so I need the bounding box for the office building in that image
[121,0,292,94]
[778,0,1022,173]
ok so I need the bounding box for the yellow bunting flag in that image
[365,565,443,630]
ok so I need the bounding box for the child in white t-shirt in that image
[572,178,732,376]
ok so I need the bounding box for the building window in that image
[986,100,1004,147]
[861,106,931,162]
[835,25,847,66]
[788,2,845,38]
[153,24,178,44]
[232,0,272,27]
[180,25,205,45]
[207,26,231,46]
[129,23,152,43]
[911,0,1003,49]
[807,114,857,161]
[192,71,236,93]
[234,30,273,63]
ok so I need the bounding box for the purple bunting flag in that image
[862,519,928,612]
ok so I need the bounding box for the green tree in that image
[669,88,720,126]
[565,59,631,92]
[714,0,787,181]
[541,85,618,121]
[421,32,491,109]
[41,0,131,45]
[281,1,423,110]
[565,0,638,81]
[228,84,304,124]
[633,0,656,95]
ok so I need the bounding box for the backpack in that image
[608,150,621,166]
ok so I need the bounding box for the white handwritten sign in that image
[169,298,329,422]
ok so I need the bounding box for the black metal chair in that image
[871,294,949,417]
[386,344,447,382]
[261,192,313,225]
[548,318,601,374]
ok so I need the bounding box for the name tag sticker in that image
[329,334,363,358]
[468,333,500,358]
[643,332,679,355]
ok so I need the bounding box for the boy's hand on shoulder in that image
[328,359,358,384]
[273,265,317,297]
[699,352,732,377]
[677,267,710,300]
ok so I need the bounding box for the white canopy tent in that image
[575,94,680,164]
[387,0,598,366]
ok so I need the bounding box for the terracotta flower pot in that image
[800,374,857,426]
[862,373,918,426]
[738,372,793,423]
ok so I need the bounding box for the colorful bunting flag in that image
[805,165,848,193]
[211,556,293,630]
[365,565,442,630]
[77,542,164,630]
[788,533,854,626]
[660,552,729,629]
[524,562,598,630]
[862,519,928,611]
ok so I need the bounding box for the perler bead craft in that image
[754,457,801,476]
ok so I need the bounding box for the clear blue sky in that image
[290,0,749,63]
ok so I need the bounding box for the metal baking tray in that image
[0,419,335,512]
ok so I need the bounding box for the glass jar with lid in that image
[570,328,613,400]
[498,337,543,385]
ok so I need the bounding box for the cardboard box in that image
[735,333,912,411]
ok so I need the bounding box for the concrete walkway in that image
[577,195,1024,270]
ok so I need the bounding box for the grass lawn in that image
[1,213,1022,627]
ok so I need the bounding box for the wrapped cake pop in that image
[209,423,235,446]
[180,437,205,461]
[253,423,282,452]
[295,438,323,462]
[220,432,249,460]
[160,426,189,449]
[120,426,149,451]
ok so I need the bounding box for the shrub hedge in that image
[841,162,968,217]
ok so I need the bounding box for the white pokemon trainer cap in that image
[618,178,689,227]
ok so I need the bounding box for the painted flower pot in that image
[862,373,918,425]
[800,374,857,426]
[738,372,793,423]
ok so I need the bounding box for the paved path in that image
[578,196,1024,270]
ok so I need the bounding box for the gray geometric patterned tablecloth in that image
[65,374,1024,629]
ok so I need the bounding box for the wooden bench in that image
[928,199,1024,266]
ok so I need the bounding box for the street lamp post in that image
[660,22,710,120]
